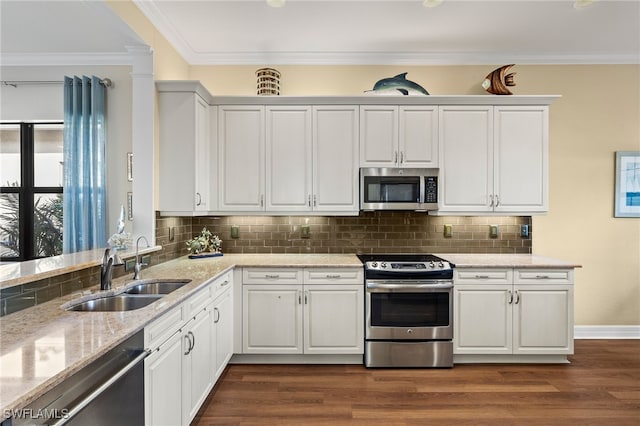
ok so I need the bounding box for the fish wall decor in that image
[366,73,429,95]
[482,64,516,95]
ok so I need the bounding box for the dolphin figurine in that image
[367,73,429,96]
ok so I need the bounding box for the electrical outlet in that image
[231,225,239,239]
[124,259,136,272]
[444,224,452,238]
[520,224,529,237]
[142,255,151,266]
[489,225,499,238]
[301,225,310,239]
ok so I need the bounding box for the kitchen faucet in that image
[133,235,150,280]
[100,248,124,291]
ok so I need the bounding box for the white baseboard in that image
[574,325,640,339]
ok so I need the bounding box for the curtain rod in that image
[1,78,113,88]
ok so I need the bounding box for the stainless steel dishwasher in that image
[5,330,148,426]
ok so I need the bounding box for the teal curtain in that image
[63,76,107,253]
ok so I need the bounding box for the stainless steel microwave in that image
[360,168,439,211]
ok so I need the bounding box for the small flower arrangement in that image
[107,232,131,250]
[186,227,222,255]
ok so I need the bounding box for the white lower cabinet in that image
[242,268,364,355]
[145,272,234,426]
[454,268,574,357]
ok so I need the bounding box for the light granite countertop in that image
[0,252,578,420]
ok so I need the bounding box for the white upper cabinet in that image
[360,105,438,168]
[265,106,313,212]
[158,82,214,214]
[220,104,359,215]
[494,106,549,213]
[439,105,549,214]
[218,105,265,211]
[313,106,359,212]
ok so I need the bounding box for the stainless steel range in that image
[357,254,454,368]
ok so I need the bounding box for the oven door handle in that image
[366,281,453,292]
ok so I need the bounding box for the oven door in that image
[366,280,453,340]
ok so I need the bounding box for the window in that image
[0,123,64,261]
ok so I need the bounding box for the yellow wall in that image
[110,2,640,326]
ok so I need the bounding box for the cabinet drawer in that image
[145,304,184,350]
[514,269,573,284]
[212,270,233,297]
[303,268,363,285]
[454,269,513,284]
[243,268,303,284]
[185,286,212,318]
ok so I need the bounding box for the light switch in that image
[301,225,310,239]
[444,224,452,238]
[520,224,529,237]
[489,225,499,238]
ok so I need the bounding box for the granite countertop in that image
[0,252,578,419]
[437,253,582,269]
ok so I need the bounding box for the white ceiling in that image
[132,0,640,65]
[0,0,638,66]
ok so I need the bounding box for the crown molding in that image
[0,52,139,67]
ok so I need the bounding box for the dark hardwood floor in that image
[193,340,640,425]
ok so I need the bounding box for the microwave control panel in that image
[425,177,438,203]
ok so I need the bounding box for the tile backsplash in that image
[169,212,532,256]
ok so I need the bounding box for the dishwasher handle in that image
[50,349,151,426]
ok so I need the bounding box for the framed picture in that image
[127,152,133,182]
[614,151,640,218]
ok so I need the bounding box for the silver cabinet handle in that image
[514,290,520,304]
[475,275,490,279]
[508,290,513,304]
[535,275,550,279]
[214,307,220,323]
[260,194,264,207]
[326,274,341,279]
[184,333,192,355]
[308,195,311,207]
[489,195,494,207]
[298,290,302,305]
[221,279,230,286]
[195,192,202,206]
[265,274,280,279]
[495,195,500,207]
[400,151,404,164]
[394,151,398,165]
[188,331,195,352]
[304,291,308,305]
[313,194,317,207]
[49,350,150,426]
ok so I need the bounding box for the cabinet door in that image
[494,106,548,213]
[183,309,213,425]
[313,106,359,212]
[218,106,265,211]
[513,285,573,355]
[304,285,364,354]
[266,106,312,211]
[439,106,493,212]
[360,105,398,167]
[399,106,438,167]
[453,285,512,354]
[213,288,233,380]
[145,331,183,426]
[243,285,303,354]
[194,95,210,211]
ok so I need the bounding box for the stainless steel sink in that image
[124,279,192,295]
[67,295,163,312]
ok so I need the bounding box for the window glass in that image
[0,193,20,258]
[34,124,64,187]
[33,193,63,257]
[0,124,21,186]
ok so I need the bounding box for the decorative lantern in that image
[256,67,281,96]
